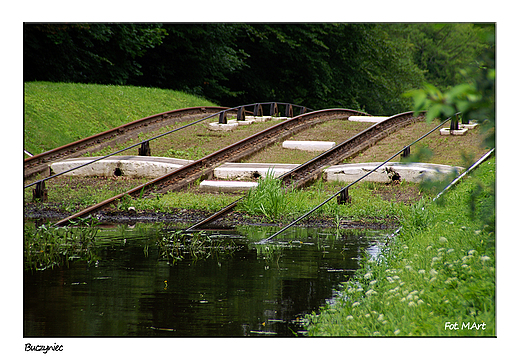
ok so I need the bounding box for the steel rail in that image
[25,107,240,189]
[24,106,231,179]
[25,102,310,182]
[186,111,425,231]
[53,108,366,227]
[258,115,452,243]
[432,147,495,202]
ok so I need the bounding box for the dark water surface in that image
[24,225,388,337]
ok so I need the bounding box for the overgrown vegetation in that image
[24,23,493,114]
[157,230,238,265]
[305,29,495,337]
[239,171,288,222]
[24,218,100,271]
[305,157,495,336]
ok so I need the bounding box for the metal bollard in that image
[237,106,246,121]
[450,114,460,131]
[138,141,151,156]
[253,104,263,117]
[32,180,48,202]
[285,104,294,118]
[401,146,411,159]
[269,102,278,117]
[337,188,351,205]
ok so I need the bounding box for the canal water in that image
[24,224,388,337]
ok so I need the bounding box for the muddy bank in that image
[24,203,398,230]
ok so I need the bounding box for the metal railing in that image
[25,102,311,194]
[257,114,456,243]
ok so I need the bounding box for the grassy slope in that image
[305,157,495,336]
[24,81,217,155]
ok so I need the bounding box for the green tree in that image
[24,23,167,84]
[391,23,490,90]
[133,24,247,102]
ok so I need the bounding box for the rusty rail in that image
[53,108,368,226]
[24,106,231,179]
[186,111,425,230]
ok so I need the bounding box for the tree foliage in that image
[24,23,167,85]
[24,23,492,115]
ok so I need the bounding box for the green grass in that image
[24,81,217,155]
[239,170,288,221]
[305,157,495,336]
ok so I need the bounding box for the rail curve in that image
[53,108,369,226]
[186,110,425,230]
[24,106,232,179]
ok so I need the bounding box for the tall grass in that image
[305,157,495,336]
[24,218,100,271]
[24,81,217,155]
[239,170,288,222]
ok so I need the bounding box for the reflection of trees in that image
[25,227,388,336]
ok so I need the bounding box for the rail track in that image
[53,108,369,226]
[187,110,425,230]
[24,106,232,179]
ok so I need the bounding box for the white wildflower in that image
[480,255,491,262]
[377,314,384,321]
[352,302,360,307]
[468,250,477,256]
[386,276,395,283]
[408,301,416,307]
[429,269,438,276]
[364,272,373,279]
[394,329,401,335]
[439,236,448,243]
[366,289,377,296]
[369,280,378,286]
[346,315,354,320]
[418,269,425,274]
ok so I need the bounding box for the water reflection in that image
[24,225,390,337]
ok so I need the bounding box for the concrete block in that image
[208,121,239,131]
[237,119,255,125]
[349,116,389,123]
[460,121,479,129]
[50,156,192,178]
[282,140,336,152]
[213,162,299,180]
[440,128,468,136]
[245,116,272,122]
[199,180,258,193]
[324,162,464,183]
